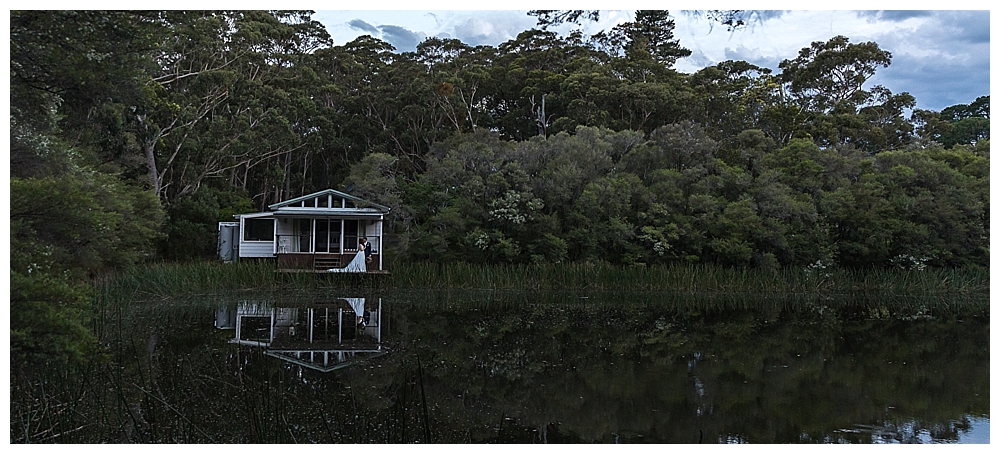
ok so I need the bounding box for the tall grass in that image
[390,262,988,294]
[95,260,989,301]
[94,260,387,302]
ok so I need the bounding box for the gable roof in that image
[268,189,391,213]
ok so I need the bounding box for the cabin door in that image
[314,219,342,254]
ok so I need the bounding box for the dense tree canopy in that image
[9,10,990,364]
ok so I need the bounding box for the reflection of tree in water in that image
[9,294,989,443]
[840,416,980,444]
[372,297,988,443]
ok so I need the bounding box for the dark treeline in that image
[9,11,989,365]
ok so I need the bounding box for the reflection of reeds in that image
[95,260,988,299]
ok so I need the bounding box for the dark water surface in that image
[12,291,989,443]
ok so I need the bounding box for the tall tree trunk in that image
[143,140,161,196]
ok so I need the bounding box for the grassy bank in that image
[96,260,989,300]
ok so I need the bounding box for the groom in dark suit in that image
[362,237,373,264]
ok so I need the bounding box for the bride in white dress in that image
[329,238,367,273]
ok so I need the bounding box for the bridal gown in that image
[328,250,366,273]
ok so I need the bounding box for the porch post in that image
[311,219,316,253]
[378,215,384,270]
[339,219,345,254]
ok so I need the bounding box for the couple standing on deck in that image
[335,237,374,272]
[356,237,373,265]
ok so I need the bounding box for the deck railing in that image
[275,234,379,255]
[276,234,337,254]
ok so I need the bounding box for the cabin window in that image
[294,219,312,252]
[244,218,274,241]
[294,218,311,235]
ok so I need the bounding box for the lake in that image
[11,290,989,443]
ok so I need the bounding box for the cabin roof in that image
[268,189,391,213]
[270,208,385,218]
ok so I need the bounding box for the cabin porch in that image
[277,252,383,271]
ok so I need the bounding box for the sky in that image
[309,3,990,112]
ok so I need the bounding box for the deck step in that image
[313,256,341,270]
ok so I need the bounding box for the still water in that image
[13,291,989,443]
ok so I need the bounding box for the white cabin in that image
[219,189,390,272]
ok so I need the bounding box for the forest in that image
[9,11,990,364]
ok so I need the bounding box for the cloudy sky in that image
[311,4,990,112]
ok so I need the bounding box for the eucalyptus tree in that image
[938,96,990,148]
[910,109,953,146]
[310,36,395,187]
[134,11,333,207]
[410,38,498,134]
[529,9,756,31]
[941,117,990,148]
[488,29,599,139]
[554,61,616,131]
[688,60,788,155]
[521,127,619,210]
[778,35,892,114]
[909,97,989,149]
[313,35,450,179]
[940,95,990,121]
[775,35,920,151]
[854,87,916,151]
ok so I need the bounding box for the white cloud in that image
[452,17,508,46]
[723,45,763,62]
[446,11,536,46]
[682,49,714,69]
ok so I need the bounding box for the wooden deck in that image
[277,269,391,275]
[276,252,384,272]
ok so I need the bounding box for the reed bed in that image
[390,262,988,294]
[95,260,989,301]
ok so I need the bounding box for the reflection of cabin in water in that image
[215,298,385,372]
[218,189,390,273]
